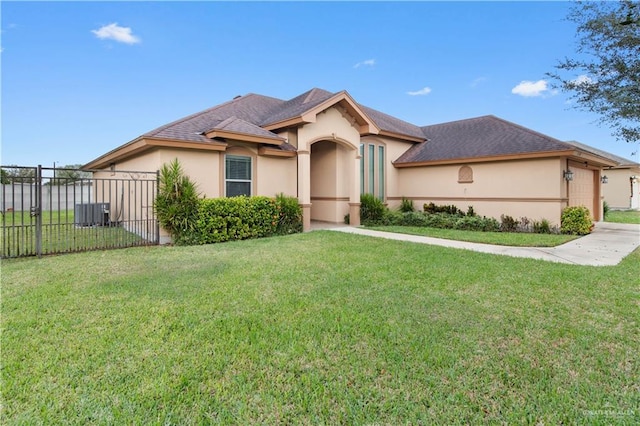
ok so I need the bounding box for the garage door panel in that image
[569,167,594,215]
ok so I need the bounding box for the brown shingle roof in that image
[143,93,285,142]
[140,88,424,145]
[396,115,575,164]
[359,105,425,140]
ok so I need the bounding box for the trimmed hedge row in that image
[359,198,589,235]
[164,195,302,245]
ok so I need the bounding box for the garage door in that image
[569,166,595,216]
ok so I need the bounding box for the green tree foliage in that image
[549,0,640,143]
[52,165,91,184]
[1,166,36,184]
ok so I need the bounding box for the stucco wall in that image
[394,158,566,224]
[298,107,361,151]
[256,155,297,198]
[603,168,640,210]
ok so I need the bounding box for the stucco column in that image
[298,149,312,231]
[349,149,361,226]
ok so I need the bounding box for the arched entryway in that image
[309,140,354,223]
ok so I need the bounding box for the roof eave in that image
[83,137,227,170]
[393,149,578,168]
[204,129,285,145]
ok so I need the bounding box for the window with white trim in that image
[225,155,252,197]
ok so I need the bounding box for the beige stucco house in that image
[84,88,618,240]
[566,141,640,210]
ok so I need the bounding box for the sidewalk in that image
[322,222,640,266]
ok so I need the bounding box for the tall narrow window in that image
[359,144,365,195]
[368,144,375,194]
[225,155,252,197]
[378,146,385,201]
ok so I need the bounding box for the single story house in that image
[566,141,640,210]
[84,88,617,239]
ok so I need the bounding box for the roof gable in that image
[261,89,381,136]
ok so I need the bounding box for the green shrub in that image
[500,215,519,232]
[399,197,415,213]
[360,194,387,225]
[424,202,464,216]
[454,215,500,232]
[195,196,279,244]
[561,206,593,235]
[603,201,610,219]
[466,206,477,217]
[275,193,303,235]
[155,159,200,244]
[344,213,350,225]
[533,219,553,234]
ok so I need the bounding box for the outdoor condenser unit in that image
[74,203,110,226]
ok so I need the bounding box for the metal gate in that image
[1,165,159,258]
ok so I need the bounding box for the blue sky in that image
[2,1,639,168]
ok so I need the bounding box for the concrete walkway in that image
[314,221,640,266]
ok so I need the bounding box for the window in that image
[225,155,252,197]
[359,141,386,201]
[458,166,473,183]
[359,144,365,195]
[368,144,375,194]
[378,146,385,201]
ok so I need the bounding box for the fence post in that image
[155,170,160,245]
[35,165,43,257]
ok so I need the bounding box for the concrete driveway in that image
[326,222,640,266]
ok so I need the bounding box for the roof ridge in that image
[143,94,260,137]
[421,115,494,129]
[303,88,333,104]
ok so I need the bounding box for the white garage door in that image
[569,167,595,216]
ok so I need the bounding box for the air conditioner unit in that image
[74,203,110,226]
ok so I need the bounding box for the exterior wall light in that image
[631,175,639,183]
[601,175,608,184]
[563,170,574,181]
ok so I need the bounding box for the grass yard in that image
[2,232,639,424]
[368,225,578,247]
[606,210,640,224]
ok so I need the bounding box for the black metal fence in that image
[1,165,159,258]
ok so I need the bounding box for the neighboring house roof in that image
[395,115,613,166]
[565,140,640,169]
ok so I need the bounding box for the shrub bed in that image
[155,160,302,245]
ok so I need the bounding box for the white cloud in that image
[470,76,487,88]
[511,79,554,97]
[571,74,594,86]
[92,23,140,44]
[353,59,375,68]
[407,87,432,96]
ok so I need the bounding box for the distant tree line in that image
[1,165,91,185]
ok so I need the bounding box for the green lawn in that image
[606,210,640,224]
[368,225,578,247]
[1,210,152,257]
[2,232,639,424]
